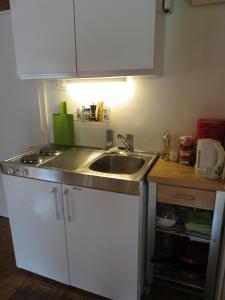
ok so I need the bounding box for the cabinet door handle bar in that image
[175,193,195,201]
[64,189,72,222]
[73,186,82,190]
[52,187,60,220]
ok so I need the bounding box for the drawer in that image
[157,184,215,210]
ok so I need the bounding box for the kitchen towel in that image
[185,211,212,235]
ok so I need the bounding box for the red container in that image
[195,119,225,146]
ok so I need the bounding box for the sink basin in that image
[89,154,145,174]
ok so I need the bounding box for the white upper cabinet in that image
[75,0,157,77]
[9,0,164,79]
[10,0,77,79]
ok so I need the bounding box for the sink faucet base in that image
[117,134,134,152]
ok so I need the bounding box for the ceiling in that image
[0,0,9,11]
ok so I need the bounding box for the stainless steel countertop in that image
[1,147,159,195]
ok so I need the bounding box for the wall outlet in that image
[54,80,67,90]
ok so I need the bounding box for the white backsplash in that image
[74,121,110,148]
[43,0,225,152]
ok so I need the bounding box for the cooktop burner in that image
[20,154,43,165]
[17,145,71,165]
[40,146,63,156]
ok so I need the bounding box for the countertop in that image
[148,158,225,192]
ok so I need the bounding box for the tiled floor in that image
[0,217,201,300]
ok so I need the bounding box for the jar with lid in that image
[81,106,91,121]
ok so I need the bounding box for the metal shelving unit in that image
[153,262,205,291]
[152,227,209,297]
[156,226,211,244]
[147,183,225,300]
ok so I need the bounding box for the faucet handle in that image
[125,134,134,152]
[117,133,134,152]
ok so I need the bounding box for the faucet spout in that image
[117,134,134,152]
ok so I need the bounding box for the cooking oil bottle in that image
[162,130,171,160]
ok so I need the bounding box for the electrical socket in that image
[54,80,67,90]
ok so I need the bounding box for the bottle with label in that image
[162,130,171,160]
[104,107,110,121]
[97,101,104,121]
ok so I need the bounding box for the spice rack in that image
[76,104,110,122]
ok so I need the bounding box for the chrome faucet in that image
[117,134,134,152]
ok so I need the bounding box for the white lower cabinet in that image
[3,175,143,300]
[63,185,141,300]
[2,175,69,284]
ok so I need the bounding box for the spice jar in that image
[90,103,97,121]
[179,136,195,165]
[81,106,91,121]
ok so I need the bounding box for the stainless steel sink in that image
[89,154,145,174]
[39,147,159,195]
[81,148,159,182]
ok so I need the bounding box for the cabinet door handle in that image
[52,187,60,220]
[175,193,195,201]
[73,186,82,190]
[64,189,72,222]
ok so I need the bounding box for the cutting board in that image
[53,102,75,146]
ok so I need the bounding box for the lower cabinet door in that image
[3,175,69,284]
[63,185,140,300]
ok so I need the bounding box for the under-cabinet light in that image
[66,78,134,107]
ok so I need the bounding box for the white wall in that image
[44,0,225,152]
[0,12,42,216]
[0,12,42,159]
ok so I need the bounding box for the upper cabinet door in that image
[75,0,157,77]
[10,0,77,79]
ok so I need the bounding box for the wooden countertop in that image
[148,158,225,192]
